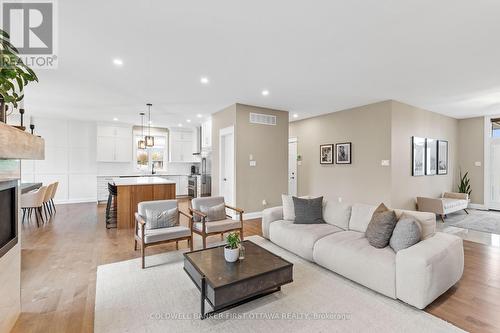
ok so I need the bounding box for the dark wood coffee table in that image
[183,240,293,319]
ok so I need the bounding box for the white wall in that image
[21,117,98,203]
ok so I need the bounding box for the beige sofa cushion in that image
[323,201,351,230]
[269,220,341,261]
[348,203,377,233]
[313,231,397,298]
[394,209,435,239]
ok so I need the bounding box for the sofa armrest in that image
[416,197,445,215]
[443,192,468,200]
[396,232,464,309]
[262,206,283,239]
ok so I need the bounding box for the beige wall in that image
[235,104,288,212]
[290,100,460,210]
[0,160,21,333]
[457,117,484,204]
[289,101,393,206]
[390,101,459,209]
[211,104,288,213]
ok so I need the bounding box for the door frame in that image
[219,126,236,208]
[485,115,500,210]
[288,137,298,196]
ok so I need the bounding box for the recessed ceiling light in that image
[186,119,191,123]
[293,113,298,118]
[196,114,203,118]
[200,77,209,85]
[113,117,119,121]
[178,123,183,127]
[113,58,123,66]
[262,90,269,96]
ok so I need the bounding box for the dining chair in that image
[49,181,59,214]
[42,183,55,220]
[21,186,48,227]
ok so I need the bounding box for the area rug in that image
[447,210,500,235]
[95,236,465,333]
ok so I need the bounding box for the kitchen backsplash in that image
[97,161,200,176]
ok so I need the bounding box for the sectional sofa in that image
[262,201,464,309]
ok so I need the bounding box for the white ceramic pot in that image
[224,246,240,263]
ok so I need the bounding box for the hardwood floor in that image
[11,201,500,333]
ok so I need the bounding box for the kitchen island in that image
[113,177,176,229]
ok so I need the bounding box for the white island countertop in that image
[112,176,176,186]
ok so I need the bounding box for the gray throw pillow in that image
[145,207,178,230]
[292,196,325,224]
[365,203,397,248]
[390,217,422,252]
[200,203,226,222]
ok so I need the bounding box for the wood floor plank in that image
[10,201,499,333]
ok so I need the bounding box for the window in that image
[492,119,500,138]
[133,126,168,171]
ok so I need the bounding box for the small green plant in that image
[458,171,471,197]
[225,232,240,249]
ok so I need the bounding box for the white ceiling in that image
[23,0,500,127]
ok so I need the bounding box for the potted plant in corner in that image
[459,171,472,201]
[224,232,240,263]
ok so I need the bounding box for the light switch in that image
[381,160,390,166]
[338,197,342,203]
[250,160,257,167]
[249,154,253,160]
[297,161,302,166]
[474,161,482,167]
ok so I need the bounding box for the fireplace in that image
[0,180,18,258]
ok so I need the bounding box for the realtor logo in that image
[1,0,58,68]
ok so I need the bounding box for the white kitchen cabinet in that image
[201,118,212,149]
[178,176,188,196]
[169,128,197,162]
[97,125,132,162]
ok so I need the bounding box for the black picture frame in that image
[437,140,448,175]
[335,142,352,164]
[425,138,437,176]
[412,136,425,176]
[320,144,334,164]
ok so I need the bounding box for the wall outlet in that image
[297,161,302,166]
[474,161,482,167]
[381,160,390,166]
[338,197,342,203]
[250,160,257,167]
[262,199,267,206]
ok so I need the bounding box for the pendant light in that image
[138,112,146,149]
[145,103,154,147]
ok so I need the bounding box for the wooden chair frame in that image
[134,210,193,269]
[189,204,244,249]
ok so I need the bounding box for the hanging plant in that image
[0,28,38,107]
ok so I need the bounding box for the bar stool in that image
[106,182,118,229]
[21,186,47,227]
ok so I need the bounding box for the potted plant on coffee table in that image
[224,232,240,263]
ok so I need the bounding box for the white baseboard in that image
[54,198,97,205]
[243,211,262,220]
[468,203,488,210]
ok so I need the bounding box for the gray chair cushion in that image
[145,207,178,230]
[191,196,225,222]
[366,203,398,248]
[200,203,226,222]
[293,196,325,224]
[390,216,422,252]
[138,200,177,217]
[193,219,241,233]
[137,225,191,244]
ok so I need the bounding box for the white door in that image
[288,139,297,196]
[490,137,500,209]
[220,127,235,207]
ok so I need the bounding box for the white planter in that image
[224,246,240,263]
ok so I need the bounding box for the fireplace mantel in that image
[0,122,44,160]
